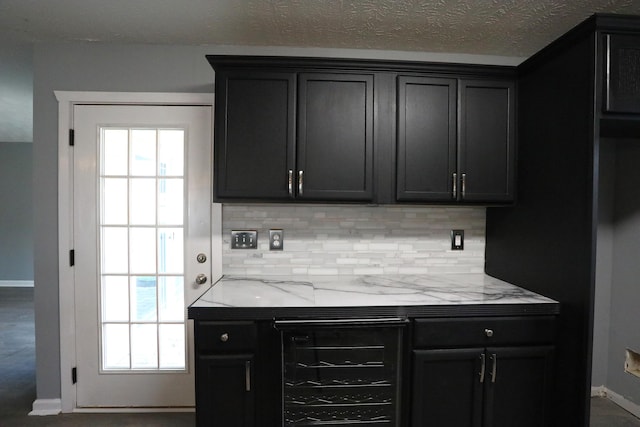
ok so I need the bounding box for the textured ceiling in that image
[1,0,640,57]
[2,1,640,143]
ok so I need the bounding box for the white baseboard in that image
[591,386,640,419]
[29,399,62,416]
[0,280,34,287]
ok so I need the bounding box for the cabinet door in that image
[397,76,457,201]
[214,71,295,200]
[604,34,640,113]
[458,80,515,202]
[297,73,374,201]
[483,346,555,427]
[196,354,255,427]
[412,349,484,427]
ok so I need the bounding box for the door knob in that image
[195,274,208,285]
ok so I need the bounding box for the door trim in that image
[55,91,218,413]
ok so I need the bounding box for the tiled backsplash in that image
[222,205,486,275]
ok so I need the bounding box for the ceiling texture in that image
[1,0,640,143]
[2,0,640,56]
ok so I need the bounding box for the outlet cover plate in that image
[269,229,284,251]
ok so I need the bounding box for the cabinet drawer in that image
[413,316,556,348]
[196,321,257,353]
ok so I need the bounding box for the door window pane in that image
[102,227,128,274]
[159,324,185,369]
[102,276,129,322]
[103,324,130,370]
[131,276,157,322]
[131,324,158,369]
[158,130,184,176]
[130,178,156,225]
[102,178,128,225]
[158,228,183,274]
[102,129,128,176]
[130,228,156,274]
[131,129,157,176]
[159,277,184,322]
[158,179,183,225]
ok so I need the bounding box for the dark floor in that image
[1,287,639,426]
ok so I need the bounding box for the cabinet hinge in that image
[72,367,77,384]
[69,129,75,146]
[69,250,75,267]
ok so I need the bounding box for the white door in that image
[73,104,212,408]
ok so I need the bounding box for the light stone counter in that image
[189,274,558,320]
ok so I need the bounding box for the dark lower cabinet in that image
[412,346,554,427]
[193,316,556,427]
[412,348,483,427]
[196,354,255,427]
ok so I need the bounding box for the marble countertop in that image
[189,274,558,319]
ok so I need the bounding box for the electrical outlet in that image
[231,230,258,249]
[269,229,284,250]
[451,229,464,250]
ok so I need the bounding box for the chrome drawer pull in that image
[245,361,251,392]
[452,173,457,198]
[288,170,293,197]
[219,333,229,342]
[479,353,486,383]
[490,353,497,383]
[298,170,304,196]
[484,328,494,338]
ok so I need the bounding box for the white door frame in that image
[54,91,220,414]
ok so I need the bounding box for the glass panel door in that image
[73,104,213,408]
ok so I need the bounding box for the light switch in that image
[451,229,464,250]
[231,230,258,249]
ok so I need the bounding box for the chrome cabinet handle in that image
[452,173,457,199]
[245,361,251,392]
[479,353,486,383]
[490,353,497,383]
[461,173,467,199]
[485,328,494,338]
[219,333,229,342]
[298,170,304,196]
[288,170,293,197]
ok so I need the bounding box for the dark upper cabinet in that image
[397,76,457,201]
[213,67,373,202]
[208,56,516,204]
[214,70,296,200]
[397,77,515,203]
[458,80,516,202]
[297,73,374,201]
[604,33,640,114]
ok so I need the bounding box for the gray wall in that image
[608,140,640,403]
[0,142,33,280]
[593,138,640,404]
[32,42,519,402]
[593,140,615,388]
